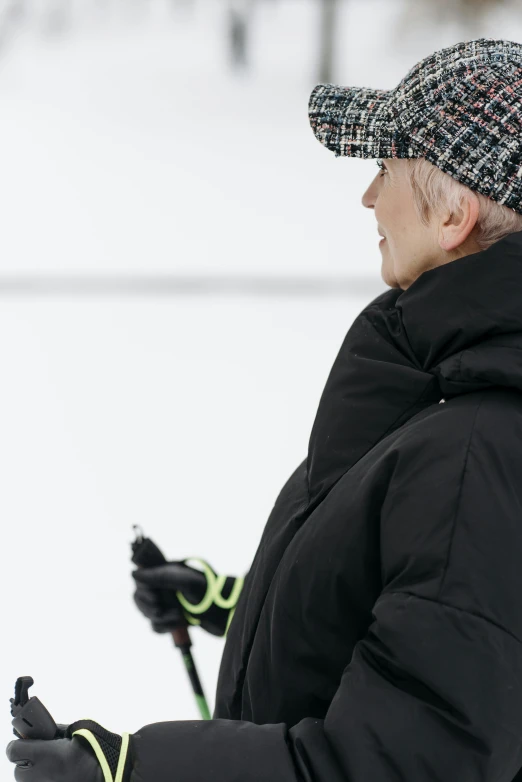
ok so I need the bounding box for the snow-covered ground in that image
[2,0,522,765]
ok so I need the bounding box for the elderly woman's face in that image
[362,158,442,290]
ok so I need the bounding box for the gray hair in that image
[407,158,522,251]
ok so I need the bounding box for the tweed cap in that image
[309,39,522,213]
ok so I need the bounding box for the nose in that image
[361,175,379,209]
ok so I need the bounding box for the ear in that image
[438,191,480,252]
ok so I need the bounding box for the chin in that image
[381,260,399,289]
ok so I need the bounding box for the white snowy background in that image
[2,0,522,772]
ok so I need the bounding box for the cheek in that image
[374,197,386,225]
[375,187,412,247]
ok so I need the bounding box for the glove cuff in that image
[67,719,132,782]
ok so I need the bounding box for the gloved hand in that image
[6,719,131,782]
[132,557,244,637]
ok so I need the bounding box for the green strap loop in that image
[115,733,130,782]
[176,558,244,616]
[214,575,244,609]
[183,609,201,626]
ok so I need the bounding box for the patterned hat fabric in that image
[308,39,522,213]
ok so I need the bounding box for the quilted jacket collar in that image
[307,230,522,506]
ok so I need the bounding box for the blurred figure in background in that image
[8,36,522,782]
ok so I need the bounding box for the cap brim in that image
[309,84,395,158]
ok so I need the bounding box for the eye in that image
[376,159,387,176]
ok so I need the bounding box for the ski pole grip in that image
[10,677,58,740]
[131,531,191,649]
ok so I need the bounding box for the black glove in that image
[132,557,244,637]
[6,720,131,782]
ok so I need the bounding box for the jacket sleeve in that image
[128,399,522,782]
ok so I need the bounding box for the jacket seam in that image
[384,590,522,646]
[436,393,485,601]
[454,344,522,384]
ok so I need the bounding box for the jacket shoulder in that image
[381,388,522,641]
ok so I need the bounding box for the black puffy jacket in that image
[130,233,522,782]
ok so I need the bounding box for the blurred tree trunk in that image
[5,0,24,24]
[170,0,196,15]
[228,0,255,70]
[446,0,506,20]
[318,0,339,84]
[399,0,508,35]
[43,0,70,35]
[0,0,25,52]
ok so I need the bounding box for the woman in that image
[8,37,522,782]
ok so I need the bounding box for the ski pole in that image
[130,525,211,721]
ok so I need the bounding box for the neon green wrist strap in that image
[175,558,244,616]
[72,729,130,782]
